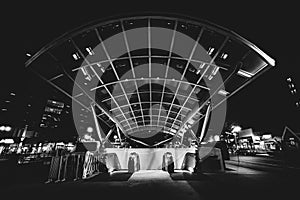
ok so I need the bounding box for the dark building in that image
[286,76,300,110]
[40,99,65,129]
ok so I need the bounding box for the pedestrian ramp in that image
[128,170,172,182]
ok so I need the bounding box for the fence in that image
[46,151,106,183]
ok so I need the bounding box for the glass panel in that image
[240,50,268,75]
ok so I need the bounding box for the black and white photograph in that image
[1,1,299,200]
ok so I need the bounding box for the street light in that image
[231,125,242,153]
[0,125,12,132]
[4,126,11,132]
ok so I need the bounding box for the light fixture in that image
[72,53,80,60]
[5,126,11,132]
[231,125,242,133]
[218,89,229,96]
[237,70,253,78]
[0,126,11,132]
[208,47,215,55]
[212,66,219,75]
[221,53,228,59]
[87,127,93,133]
[86,47,94,56]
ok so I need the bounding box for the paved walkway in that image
[2,165,299,200]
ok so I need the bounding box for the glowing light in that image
[72,53,80,60]
[0,139,14,144]
[208,47,215,55]
[262,134,272,140]
[221,53,228,59]
[212,66,219,75]
[237,70,253,78]
[5,126,11,132]
[218,89,229,96]
[87,127,93,133]
[86,47,94,55]
[214,135,220,141]
[0,126,5,131]
[231,125,242,133]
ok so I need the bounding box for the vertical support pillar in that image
[116,127,122,144]
[199,104,211,143]
[194,104,211,173]
[90,103,103,143]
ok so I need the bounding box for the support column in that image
[90,103,103,143]
[199,104,211,143]
[194,104,211,173]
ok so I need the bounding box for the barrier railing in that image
[46,151,106,183]
[83,151,107,178]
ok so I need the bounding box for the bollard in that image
[128,152,140,173]
[162,152,174,173]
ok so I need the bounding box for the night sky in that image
[5,1,300,136]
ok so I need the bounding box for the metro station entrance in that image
[25,14,275,181]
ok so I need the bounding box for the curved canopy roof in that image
[25,14,275,147]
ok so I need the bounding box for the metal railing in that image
[46,151,106,183]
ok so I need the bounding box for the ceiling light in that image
[72,53,80,60]
[237,70,253,78]
[87,127,93,133]
[221,53,228,59]
[208,47,214,55]
[86,47,95,55]
[218,89,229,96]
[212,66,219,75]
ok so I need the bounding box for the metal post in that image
[117,127,122,145]
[74,154,80,181]
[199,104,211,143]
[55,156,63,182]
[62,155,69,181]
[102,128,114,145]
[194,104,211,173]
[90,103,103,143]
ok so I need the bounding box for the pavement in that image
[2,156,300,200]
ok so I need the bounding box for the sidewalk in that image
[227,155,300,171]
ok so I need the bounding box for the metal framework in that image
[25,15,275,147]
